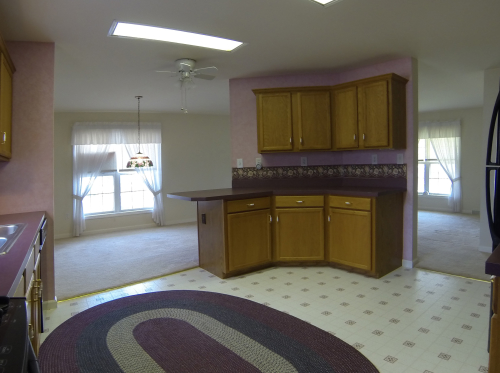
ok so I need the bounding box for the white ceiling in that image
[0,0,499,115]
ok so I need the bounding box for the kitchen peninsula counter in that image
[167,186,406,201]
[168,186,405,280]
[0,211,45,296]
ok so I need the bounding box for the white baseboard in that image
[402,259,416,268]
[43,298,58,310]
[55,219,197,240]
[479,245,493,253]
[164,218,197,226]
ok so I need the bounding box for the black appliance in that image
[0,297,40,373]
[485,80,500,354]
[486,81,500,248]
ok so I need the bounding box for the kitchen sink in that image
[0,223,27,255]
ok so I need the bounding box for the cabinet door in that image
[358,79,390,149]
[297,91,331,150]
[329,207,371,270]
[275,208,324,261]
[332,85,359,150]
[257,92,293,152]
[0,54,13,160]
[227,209,271,272]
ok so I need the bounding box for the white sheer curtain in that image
[125,143,164,225]
[419,120,461,212]
[72,122,163,236]
[72,144,111,236]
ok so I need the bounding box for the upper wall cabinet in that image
[332,74,408,151]
[253,73,408,153]
[254,88,332,153]
[0,33,15,161]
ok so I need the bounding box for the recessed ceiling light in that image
[311,0,345,6]
[108,21,244,52]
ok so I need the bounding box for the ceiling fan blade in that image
[194,73,216,80]
[194,66,218,74]
[156,70,178,74]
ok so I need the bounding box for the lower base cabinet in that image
[329,207,371,270]
[197,192,403,280]
[14,234,43,356]
[227,209,271,272]
[274,195,325,261]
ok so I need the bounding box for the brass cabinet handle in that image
[37,279,43,298]
[1,132,5,144]
[269,215,272,223]
[353,134,356,140]
[363,134,365,140]
[345,202,352,205]
[296,201,303,204]
[32,284,39,302]
[300,137,303,144]
[247,203,255,207]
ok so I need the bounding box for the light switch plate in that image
[371,154,378,165]
[237,158,243,168]
[301,157,307,166]
[397,153,404,164]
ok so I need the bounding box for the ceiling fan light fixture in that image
[109,21,244,52]
[311,0,345,6]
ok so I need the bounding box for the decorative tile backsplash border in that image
[232,164,406,180]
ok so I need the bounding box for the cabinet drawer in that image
[226,197,271,214]
[330,195,371,211]
[275,195,324,208]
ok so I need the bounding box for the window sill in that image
[418,194,449,198]
[85,209,152,220]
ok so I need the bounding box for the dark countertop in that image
[0,211,45,297]
[167,186,406,202]
[486,244,500,277]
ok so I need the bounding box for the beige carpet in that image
[417,210,490,281]
[55,222,199,300]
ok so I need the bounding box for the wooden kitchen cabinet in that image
[329,199,372,270]
[254,88,332,153]
[227,209,272,272]
[332,74,407,151]
[328,193,403,278]
[197,197,272,278]
[256,92,293,152]
[331,85,359,150]
[0,33,15,161]
[22,235,42,355]
[274,196,325,261]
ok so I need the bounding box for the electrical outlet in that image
[256,158,262,169]
[397,153,404,164]
[237,158,243,168]
[301,157,307,166]
[371,154,378,165]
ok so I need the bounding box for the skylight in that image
[311,0,345,6]
[109,21,244,52]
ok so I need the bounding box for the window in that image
[83,145,154,215]
[418,139,451,195]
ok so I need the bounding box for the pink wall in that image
[229,57,416,262]
[0,42,55,302]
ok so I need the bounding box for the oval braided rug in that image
[39,290,379,372]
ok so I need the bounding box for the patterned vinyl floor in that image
[41,266,491,373]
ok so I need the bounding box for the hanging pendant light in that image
[127,96,153,168]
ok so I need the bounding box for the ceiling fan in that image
[157,59,218,113]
